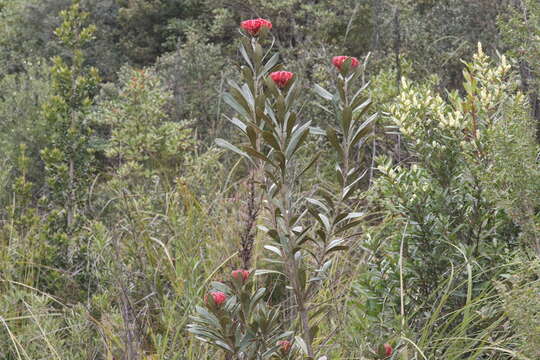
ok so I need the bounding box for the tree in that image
[94,66,194,183]
[40,0,100,229]
[116,0,209,66]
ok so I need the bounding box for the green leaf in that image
[309,126,326,136]
[246,124,259,148]
[352,96,372,116]
[318,213,332,233]
[240,42,254,70]
[285,79,300,107]
[285,111,297,136]
[242,146,273,164]
[306,198,329,213]
[215,340,234,353]
[254,269,285,277]
[215,138,251,162]
[264,245,282,256]
[296,232,313,247]
[341,106,353,135]
[254,42,263,65]
[326,127,344,160]
[335,219,363,234]
[342,169,366,200]
[249,288,267,310]
[285,121,311,159]
[314,84,334,101]
[226,116,247,132]
[346,212,365,219]
[241,83,255,111]
[297,152,321,179]
[350,81,370,106]
[350,112,377,147]
[295,336,309,355]
[194,306,221,328]
[261,52,280,77]
[223,92,250,119]
[262,130,281,151]
[264,76,280,99]
[325,238,348,254]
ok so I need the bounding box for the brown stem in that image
[67,156,74,229]
[239,173,259,269]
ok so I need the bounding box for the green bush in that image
[351,45,539,358]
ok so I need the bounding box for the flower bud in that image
[383,343,393,357]
[205,291,227,306]
[232,269,250,282]
[241,18,272,36]
[277,340,292,353]
[331,56,360,71]
[270,71,294,88]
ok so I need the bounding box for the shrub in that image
[189,16,377,359]
[352,44,539,358]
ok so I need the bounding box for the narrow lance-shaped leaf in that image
[216,138,252,163]
[246,124,259,148]
[226,116,247,132]
[223,92,250,120]
[240,42,254,70]
[297,151,321,179]
[260,52,280,78]
[340,105,353,136]
[350,81,370,106]
[351,97,372,119]
[264,245,282,256]
[314,84,334,101]
[242,146,273,165]
[262,130,282,151]
[285,121,311,159]
[306,197,330,214]
[325,238,348,255]
[350,117,376,147]
[241,83,256,113]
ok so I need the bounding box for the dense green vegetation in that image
[0,0,539,359]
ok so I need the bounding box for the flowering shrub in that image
[190,16,376,359]
[188,274,293,358]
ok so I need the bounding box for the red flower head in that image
[205,291,227,306]
[270,71,294,88]
[241,18,272,36]
[383,343,393,357]
[232,269,250,282]
[258,18,272,31]
[331,56,360,71]
[277,340,292,353]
